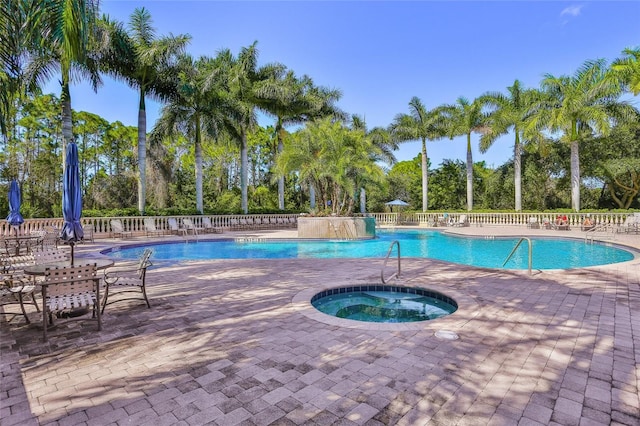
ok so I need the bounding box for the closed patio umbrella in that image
[60,143,84,264]
[6,179,24,235]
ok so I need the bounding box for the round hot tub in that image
[311,285,457,323]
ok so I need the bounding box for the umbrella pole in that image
[70,243,74,266]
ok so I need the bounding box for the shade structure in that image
[385,199,409,213]
[385,199,409,207]
[60,143,84,264]
[7,179,24,234]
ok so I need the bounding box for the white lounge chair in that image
[181,218,201,237]
[110,219,133,239]
[617,215,639,234]
[167,218,187,236]
[144,218,165,238]
[202,217,223,234]
[453,215,470,227]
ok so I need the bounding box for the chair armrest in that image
[104,263,151,282]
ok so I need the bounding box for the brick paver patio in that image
[1,227,639,425]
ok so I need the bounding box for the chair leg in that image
[17,292,31,324]
[101,285,110,314]
[96,285,102,331]
[141,285,151,308]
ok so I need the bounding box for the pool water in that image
[311,286,458,323]
[105,229,635,270]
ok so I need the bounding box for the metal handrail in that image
[584,223,615,243]
[381,240,401,284]
[502,237,532,275]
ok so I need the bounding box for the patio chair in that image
[202,217,223,233]
[167,218,187,236]
[110,219,133,239]
[41,263,101,341]
[1,259,40,324]
[101,248,153,314]
[144,218,165,238]
[33,247,69,265]
[42,226,60,248]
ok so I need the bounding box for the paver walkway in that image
[1,227,639,425]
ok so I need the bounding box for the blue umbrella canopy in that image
[385,199,409,207]
[60,143,84,245]
[6,179,24,228]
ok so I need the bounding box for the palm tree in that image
[26,0,101,162]
[277,117,384,215]
[225,41,282,214]
[441,97,486,211]
[104,7,190,214]
[254,70,342,210]
[0,0,33,139]
[351,114,398,212]
[391,97,447,212]
[477,81,542,211]
[528,59,636,211]
[151,53,231,213]
[612,47,640,96]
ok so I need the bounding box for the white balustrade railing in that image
[364,212,632,229]
[1,212,635,237]
[0,214,299,237]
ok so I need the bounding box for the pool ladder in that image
[502,237,533,275]
[381,240,401,284]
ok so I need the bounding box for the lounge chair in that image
[181,218,201,236]
[167,218,187,236]
[581,216,595,231]
[617,214,639,234]
[41,263,101,341]
[102,248,153,314]
[452,215,470,227]
[144,218,165,238]
[202,217,223,234]
[81,224,94,243]
[527,217,540,229]
[110,219,133,239]
[551,214,570,230]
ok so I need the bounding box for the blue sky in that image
[47,1,640,169]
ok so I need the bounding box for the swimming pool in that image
[104,229,636,270]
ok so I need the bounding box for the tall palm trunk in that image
[514,131,522,211]
[241,130,248,214]
[137,90,147,215]
[466,133,473,211]
[60,80,73,171]
[195,114,203,214]
[309,184,316,209]
[570,139,580,211]
[421,138,428,212]
[276,120,285,210]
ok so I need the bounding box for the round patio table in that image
[23,257,114,276]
